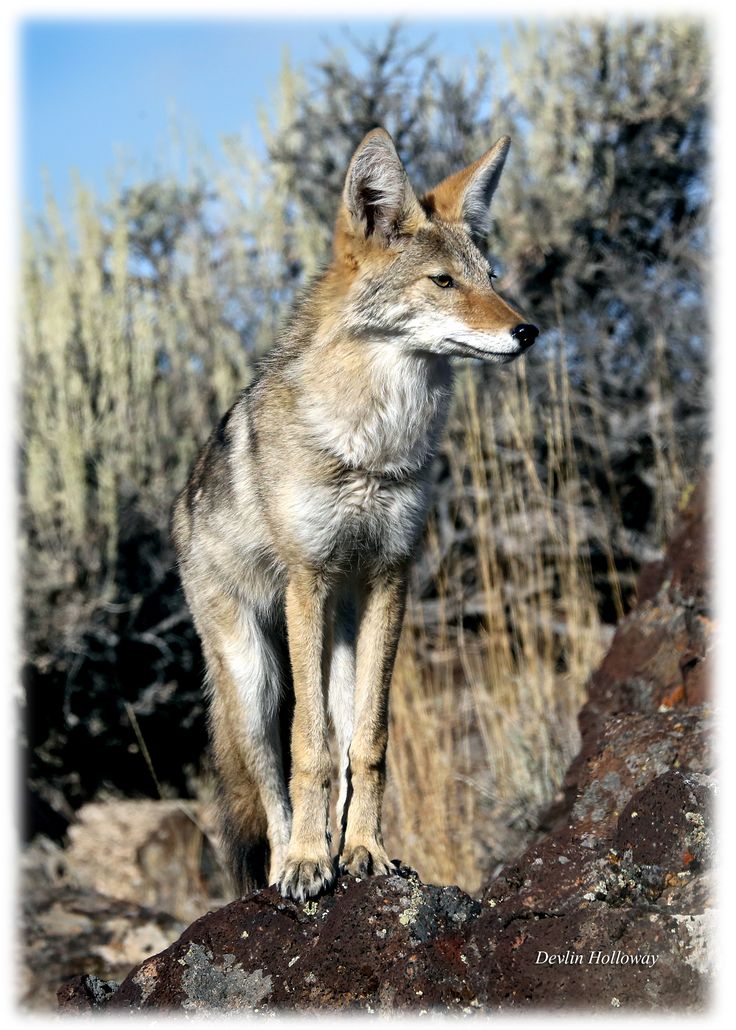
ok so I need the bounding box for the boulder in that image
[22,799,227,1009]
[22,880,184,1011]
[64,798,229,922]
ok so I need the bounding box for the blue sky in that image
[21,18,513,217]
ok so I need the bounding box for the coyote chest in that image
[297,344,453,476]
[340,469,384,509]
[286,463,430,568]
[340,467,423,512]
[284,348,452,565]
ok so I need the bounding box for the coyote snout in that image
[172,125,538,902]
[443,319,539,363]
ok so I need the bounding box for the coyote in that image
[171,128,537,902]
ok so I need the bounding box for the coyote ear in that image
[341,128,424,245]
[422,136,511,239]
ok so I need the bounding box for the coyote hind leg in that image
[210,701,270,894]
[203,604,292,895]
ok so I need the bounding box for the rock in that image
[576,480,710,752]
[57,482,714,1012]
[98,866,482,1012]
[56,974,119,1011]
[23,881,184,1011]
[467,896,707,1010]
[64,798,229,922]
[22,799,228,1009]
[613,769,714,871]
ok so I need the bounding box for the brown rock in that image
[24,882,183,1011]
[613,769,714,870]
[99,869,482,1012]
[550,479,713,828]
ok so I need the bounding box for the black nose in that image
[510,323,539,350]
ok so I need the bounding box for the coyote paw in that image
[278,855,335,902]
[339,842,393,879]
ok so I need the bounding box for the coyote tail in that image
[208,659,294,895]
[215,766,270,895]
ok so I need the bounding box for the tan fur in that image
[172,127,537,900]
[423,135,511,232]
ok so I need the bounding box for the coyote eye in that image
[429,274,454,288]
[488,268,497,281]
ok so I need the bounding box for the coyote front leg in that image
[340,568,408,878]
[279,569,335,900]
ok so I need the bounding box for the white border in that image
[3,2,733,1027]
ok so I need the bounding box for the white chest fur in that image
[288,468,430,567]
[296,342,453,476]
[339,469,383,509]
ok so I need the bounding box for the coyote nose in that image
[511,323,539,350]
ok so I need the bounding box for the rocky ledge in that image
[58,482,714,1013]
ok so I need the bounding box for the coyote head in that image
[331,128,538,363]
